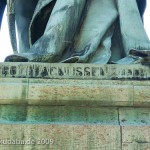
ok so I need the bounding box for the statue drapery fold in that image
[4,0,150,64]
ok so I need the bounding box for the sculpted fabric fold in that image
[4,0,150,64]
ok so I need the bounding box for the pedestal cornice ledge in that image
[0,62,150,80]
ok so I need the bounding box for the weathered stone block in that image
[28,79,133,106]
[134,85,150,106]
[0,125,121,150]
[119,108,150,125]
[0,105,27,122]
[122,126,150,150]
[0,78,28,104]
[26,106,118,124]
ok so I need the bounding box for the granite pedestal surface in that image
[0,63,149,150]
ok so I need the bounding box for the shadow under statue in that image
[1,0,150,64]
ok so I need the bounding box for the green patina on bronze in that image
[0,0,150,64]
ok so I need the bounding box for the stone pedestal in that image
[0,63,149,150]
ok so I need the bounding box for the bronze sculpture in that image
[1,0,150,64]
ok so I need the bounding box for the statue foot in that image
[129,49,150,65]
[129,49,150,57]
[112,49,150,65]
[4,53,34,62]
[4,49,80,63]
[4,53,60,63]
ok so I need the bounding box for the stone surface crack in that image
[132,83,135,107]
[117,108,122,150]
